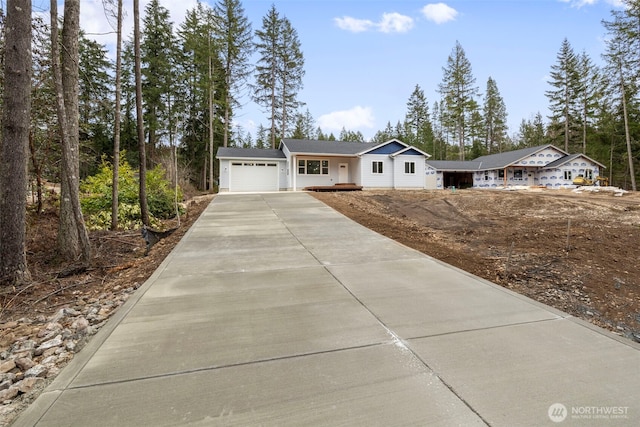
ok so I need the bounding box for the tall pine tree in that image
[546,38,582,153]
[253,5,305,148]
[213,0,253,147]
[438,41,478,160]
[483,77,508,154]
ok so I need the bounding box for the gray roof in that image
[281,139,377,156]
[471,145,563,170]
[426,145,569,172]
[216,147,286,159]
[426,160,483,172]
[544,153,581,169]
[544,153,606,169]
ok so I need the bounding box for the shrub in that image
[80,155,183,230]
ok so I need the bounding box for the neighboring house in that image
[425,144,606,190]
[216,138,431,192]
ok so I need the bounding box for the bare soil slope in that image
[312,189,640,341]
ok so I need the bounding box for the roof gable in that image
[364,140,407,155]
[390,146,431,158]
[544,153,606,169]
[357,138,410,156]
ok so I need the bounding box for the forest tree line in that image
[0,0,639,284]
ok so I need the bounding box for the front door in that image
[527,170,535,187]
[338,163,349,183]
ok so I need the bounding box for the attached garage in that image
[216,147,286,193]
[230,162,279,192]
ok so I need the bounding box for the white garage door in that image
[230,162,279,192]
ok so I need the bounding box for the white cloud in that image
[379,12,414,33]
[334,16,376,33]
[335,12,414,34]
[421,3,458,24]
[317,106,375,132]
[559,0,625,7]
[559,0,597,7]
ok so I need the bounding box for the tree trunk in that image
[620,76,637,191]
[111,0,123,230]
[53,0,91,263]
[28,131,43,214]
[134,0,150,225]
[208,50,214,191]
[0,0,32,285]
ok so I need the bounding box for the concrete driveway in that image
[14,192,640,426]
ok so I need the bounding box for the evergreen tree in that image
[213,0,253,147]
[602,1,639,191]
[468,101,485,158]
[438,41,478,160]
[278,17,305,142]
[30,15,59,207]
[371,122,395,143]
[119,40,139,165]
[253,5,305,148]
[516,113,547,148]
[141,0,179,163]
[546,38,582,153]
[576,51,603,155]
[291,108,316,139]
[339,128,365,142]
[431,100,449,160]
[404,84,433,153]
[482,77,508,154]
[79,33,113,175]
[255,124,268,148]
[177,2,224,189]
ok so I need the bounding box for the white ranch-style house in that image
[216,140,605,193]
[216,139,430,192]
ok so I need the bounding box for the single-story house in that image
[216,139,431,192]
[425,144,606,190]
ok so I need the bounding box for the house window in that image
[404,162,415,174]
[564,170,572,180]
[513,169,523,180]
[298,159,329,175]
[372,161,383,174]
[585,169,593,180]
[484,171,490,181]
[498,169,505,179]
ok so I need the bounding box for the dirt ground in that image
[312,188,640,342]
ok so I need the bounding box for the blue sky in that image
[76,0,625,141]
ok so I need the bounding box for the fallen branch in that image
[31,278,95,306]
[0,282,38,320]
